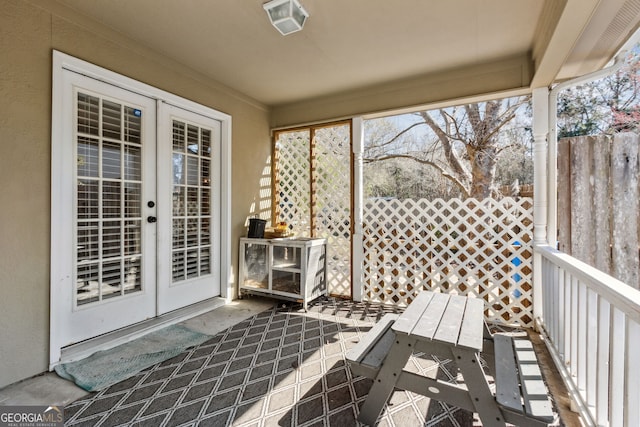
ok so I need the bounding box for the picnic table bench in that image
[346,292,556,426]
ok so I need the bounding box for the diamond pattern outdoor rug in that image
[63,298,485,426]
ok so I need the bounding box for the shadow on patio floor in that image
[62,298,535,426]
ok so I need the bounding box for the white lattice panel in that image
[362,197,534,327]
[313,125,352,298]
[274,131,311,237]
[274,125,353,298]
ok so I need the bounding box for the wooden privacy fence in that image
[362,197,534,327]
[558,132,640,289]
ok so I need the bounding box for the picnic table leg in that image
[451,346,507,427]
[482,323,497,378]
[357,334,415,426]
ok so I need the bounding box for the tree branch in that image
[418,111,470,185]
[364,153,471,197]
[366,122,426,150]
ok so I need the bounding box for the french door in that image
[51,68,220,353]
[157,104,220,313]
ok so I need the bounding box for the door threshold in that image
[55,297,227,367]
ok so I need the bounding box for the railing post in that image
[352,116,364,302]
[533,87,549,325]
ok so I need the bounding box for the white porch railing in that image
[537,244,640,427]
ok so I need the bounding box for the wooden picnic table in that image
[347,291,555,426]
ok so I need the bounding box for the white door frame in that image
[50,51,232,368]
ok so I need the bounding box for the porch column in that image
[532,87,549,245]
[352,116,364,302]
[532,87,549,325]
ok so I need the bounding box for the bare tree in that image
[365,96,530,199]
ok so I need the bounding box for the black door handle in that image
[147,216,157,223]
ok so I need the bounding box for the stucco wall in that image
[0,0,271,388]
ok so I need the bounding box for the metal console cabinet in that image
[239,237,327,310]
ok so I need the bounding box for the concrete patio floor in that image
[0,297,580,426]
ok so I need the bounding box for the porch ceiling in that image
[47,0,640,110]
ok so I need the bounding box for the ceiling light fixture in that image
[263,0,309,36]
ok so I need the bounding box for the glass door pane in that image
[76,92,143,306]
[171,120,213,283]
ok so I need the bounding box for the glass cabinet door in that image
[242,242,269,289]
[272,244,302,295]
[272,245,301,269]
[272,270,301,295]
